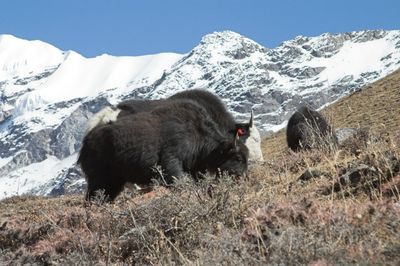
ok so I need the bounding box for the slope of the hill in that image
[262,67,400,158]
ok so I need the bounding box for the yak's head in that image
[214,135,249,178]
[234,110,264,163]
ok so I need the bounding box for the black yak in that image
[85,89,264,162]
[78,99,249,201]
[286,106,338,151]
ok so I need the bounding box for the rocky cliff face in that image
[1,30,400,199]
[148,30,400,130]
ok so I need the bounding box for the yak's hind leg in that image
[86,174,126,202]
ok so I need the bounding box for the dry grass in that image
[1,69,400,264]
[0,131,399,265]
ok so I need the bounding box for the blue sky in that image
[1,0,399,57]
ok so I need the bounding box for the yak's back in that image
[117,99,166,118]
[169,89,236,133]
[151,98,227,140]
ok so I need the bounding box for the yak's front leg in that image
[86,174,125,203]
[159,155,184,185]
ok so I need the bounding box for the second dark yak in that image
[286,106,338,151]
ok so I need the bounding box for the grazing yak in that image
[286,106,338,151]
[85,89,264,162]
[78,99,249,201]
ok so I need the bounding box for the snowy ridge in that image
[35,51,183,104]
[1,30,400,199]
[0,34,65,78]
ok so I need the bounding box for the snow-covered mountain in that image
[1,30,400,199]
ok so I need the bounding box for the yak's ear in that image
[249,109,254,128]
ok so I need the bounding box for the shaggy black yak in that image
[78,99,249,201]
[85,89,264,162]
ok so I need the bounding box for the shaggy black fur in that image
[116,89,251,140]
[286,106,338,151]
[78,99,249,202]
[117,99,165,117]
[169,89,238,135]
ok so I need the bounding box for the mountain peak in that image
[200,30,244,43]
[0,34,33,44]
[192,30,267,61]
[0,34,64,77]
[0,34,19,42]
[200,30,265,49]
[0,34,60,51]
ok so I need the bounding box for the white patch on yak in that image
[85,106,121,134]
[245,110,264,163]
[245,124,264,163]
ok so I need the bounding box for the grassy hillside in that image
[0,69,399,265]
[262,68,400,158]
